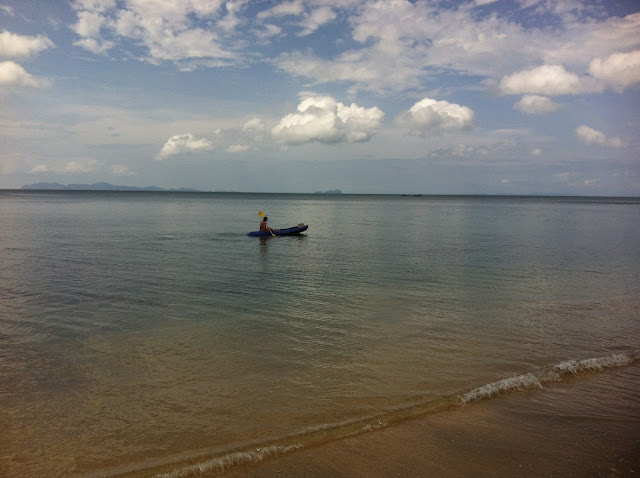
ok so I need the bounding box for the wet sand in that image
[221,365,640,478]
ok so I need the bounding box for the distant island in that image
[21,182,199,192]
[313,189,343,194]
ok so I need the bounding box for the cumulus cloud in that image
[242,117,265,132]
[63,0,640,97]
[71,9,115,54]
[395,98,474,134]
[70,0,237,68]
[240,117,266,144]
[275,3,640,95]
[271,94,384,145]
[158,134,213,159]
[575,125,626,148]
[513,95,561,114]
[0,31,54,57]
[589,50,640,91]
[499,65,585,96]
[0,61,48,88]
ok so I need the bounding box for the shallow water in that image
[1,192,639,477]
[218,363,640,478]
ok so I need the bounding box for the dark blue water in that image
[1,191,639,477]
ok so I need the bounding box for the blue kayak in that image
[247,224,308,237]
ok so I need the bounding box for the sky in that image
[1,0,639,195]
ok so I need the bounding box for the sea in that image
[1,191,639,477]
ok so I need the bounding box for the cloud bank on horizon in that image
[1,0,639,194]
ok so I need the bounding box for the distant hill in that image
[21,182,199,192]
[313,189,343,194]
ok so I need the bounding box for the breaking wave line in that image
[460,350,639,405]
[156,444,303,478]
[145,350,638,478]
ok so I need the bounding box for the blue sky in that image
[1,0,639,194]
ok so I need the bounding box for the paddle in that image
[258,211,276,236]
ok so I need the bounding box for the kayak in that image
[247,224,308,237]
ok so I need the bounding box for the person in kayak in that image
[260,217,275,233]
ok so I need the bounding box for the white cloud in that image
[242,117,265,132]
[112,164,136,176]
[227,144,250,153]
[71,0,237,68]
[298,7,337,36]
[1,5,15,16]
[276,50,382,90]
[255,23,282,40]
[64,159,100,173]
[72,10,106,38]
[395,97,474,133]
[575,125,627,148]
[589,50,640,91]
[275,2,640,94]
[30,164,51,174]
[576,125,605,145]
[499,65,585,96]
[514,95,561,114]
[546,13,640,68]
[257,0,304,20]
[63,0,640,97]
[0,61,48,88]
[72,0,116,12]
[218,0,248,32]
[31,159,101,174]
[158,133,213,159]
[70,8,117,54]
[73,37,115,55]
[271,94,384,145]
[0,31,54,57]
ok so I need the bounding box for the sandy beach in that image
[220,364,640,478]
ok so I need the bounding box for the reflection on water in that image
[0,192,639,477]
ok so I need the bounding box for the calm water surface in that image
[1,192,639,477]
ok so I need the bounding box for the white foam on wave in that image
[553,353,633,375]
[154,351,640,477]
[460,351,639,406]
[155,444,303,478]
[460,373,542,405]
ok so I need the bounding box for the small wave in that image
[156,444,303,478]
[460,373,542,404]
[460,350,639,405]
[132,350,638,478]
[553,353,635,375]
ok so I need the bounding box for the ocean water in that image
[1,191,639,477]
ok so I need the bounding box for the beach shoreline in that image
[216,364,640,478]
